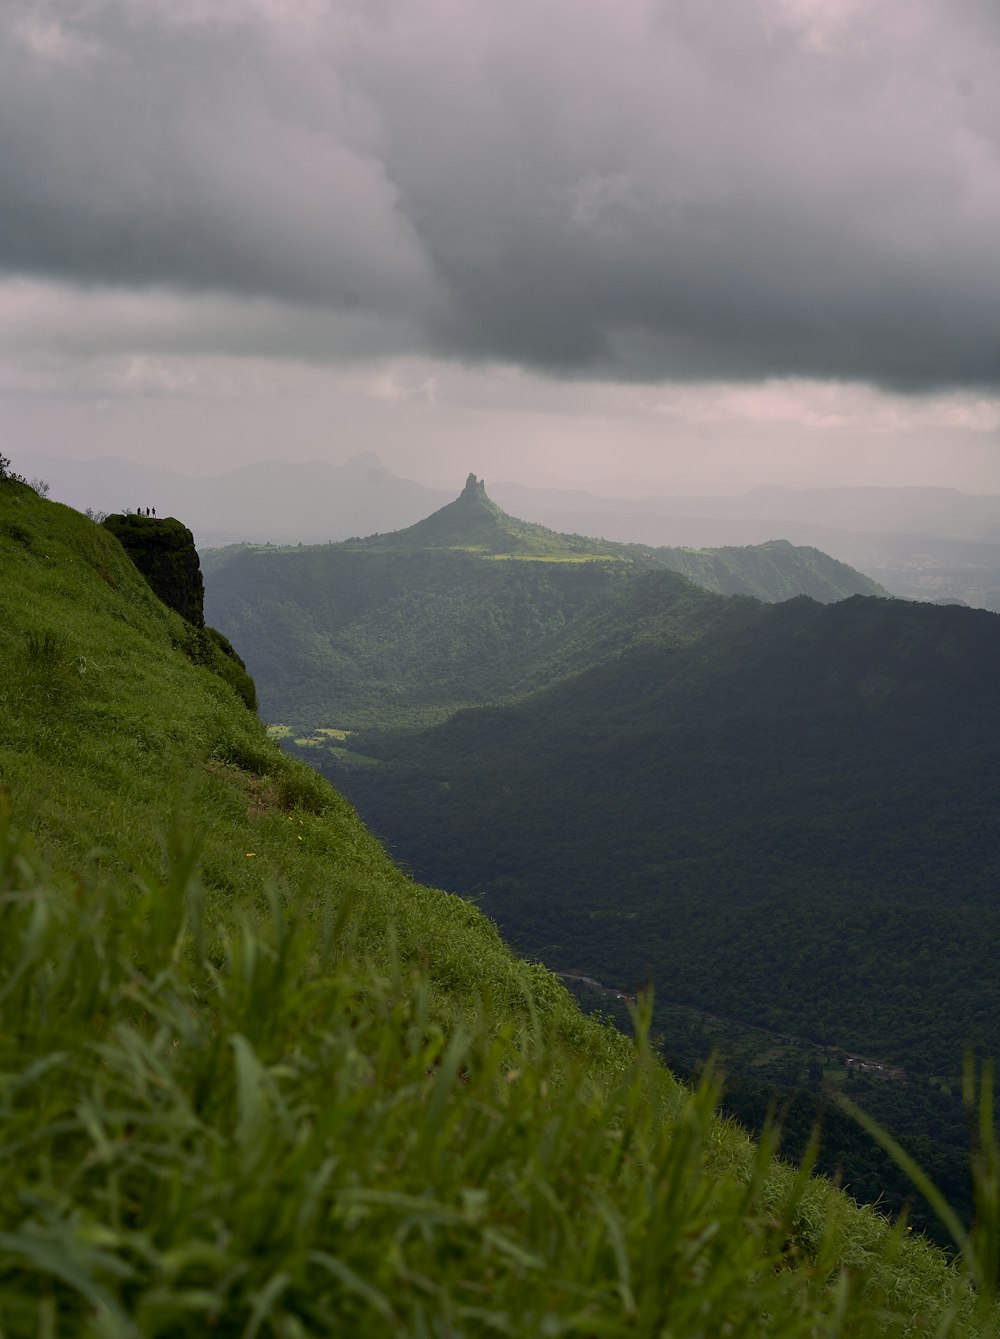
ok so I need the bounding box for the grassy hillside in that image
[1,483,996,1331]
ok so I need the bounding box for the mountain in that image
[30,445,1000,606]
[200,475,1000,1237]
[488,481,1000,610]
[2,469,986,1331]
[375,470,626,556]
[203,477,886,731]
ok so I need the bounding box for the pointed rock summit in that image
[459,472,488,503]
[356,473,621,560]
[377,473,523,552]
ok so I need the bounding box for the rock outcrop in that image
[102,513,206,626]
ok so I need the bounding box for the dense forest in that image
[329,593,1000,1239]
[333,592,1000,1081]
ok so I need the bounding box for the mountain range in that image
[203,473,887,731]
[19,447,1000,609]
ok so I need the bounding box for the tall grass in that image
[1,485,997,1336]
[0,805,992,1337]
[837,1057,1000,1333]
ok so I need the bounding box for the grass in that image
[1,479,998,1335]
[328,747,382,766]
[277,727,382,767]
[478,552,625,564]
[3,809,993,1337]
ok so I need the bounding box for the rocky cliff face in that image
[102,511,257,708]
[102,513,206,626]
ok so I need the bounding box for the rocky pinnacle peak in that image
[461,473,487,501]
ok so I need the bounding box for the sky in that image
[2,0,1000,496]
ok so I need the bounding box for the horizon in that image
[2,1,999,498]
[16,446,1000,505]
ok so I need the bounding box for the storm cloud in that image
[3,0,1000,388]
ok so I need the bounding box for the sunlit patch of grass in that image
[481,551,626,563]
[329,747,381,766]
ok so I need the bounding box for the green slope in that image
[207,550,741,730]
[652,536,888,602]
[1,479,994,1332]
[356,474,888,599]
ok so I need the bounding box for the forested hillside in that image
[326,593,1000,1238]
[4,468,992,1332]
[340,591,1000,1078]
[651,537,889,601]
[204,475,885,730]
[488,480,1000,611]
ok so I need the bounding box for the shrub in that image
[0,451,28,486]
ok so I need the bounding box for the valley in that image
[203,476,1000,1245]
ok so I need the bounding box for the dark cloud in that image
[0,3,433,318]
[2,0,999,388]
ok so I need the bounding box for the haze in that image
[2,0,1000,496]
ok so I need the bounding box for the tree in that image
[0,452,27,485]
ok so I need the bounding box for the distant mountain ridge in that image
[487,481,1000,608]
[21,450,451,548]
[24,446,1000,606]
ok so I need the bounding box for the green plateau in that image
[2,468,997,1331]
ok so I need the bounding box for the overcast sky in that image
[3,0,1000,494]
